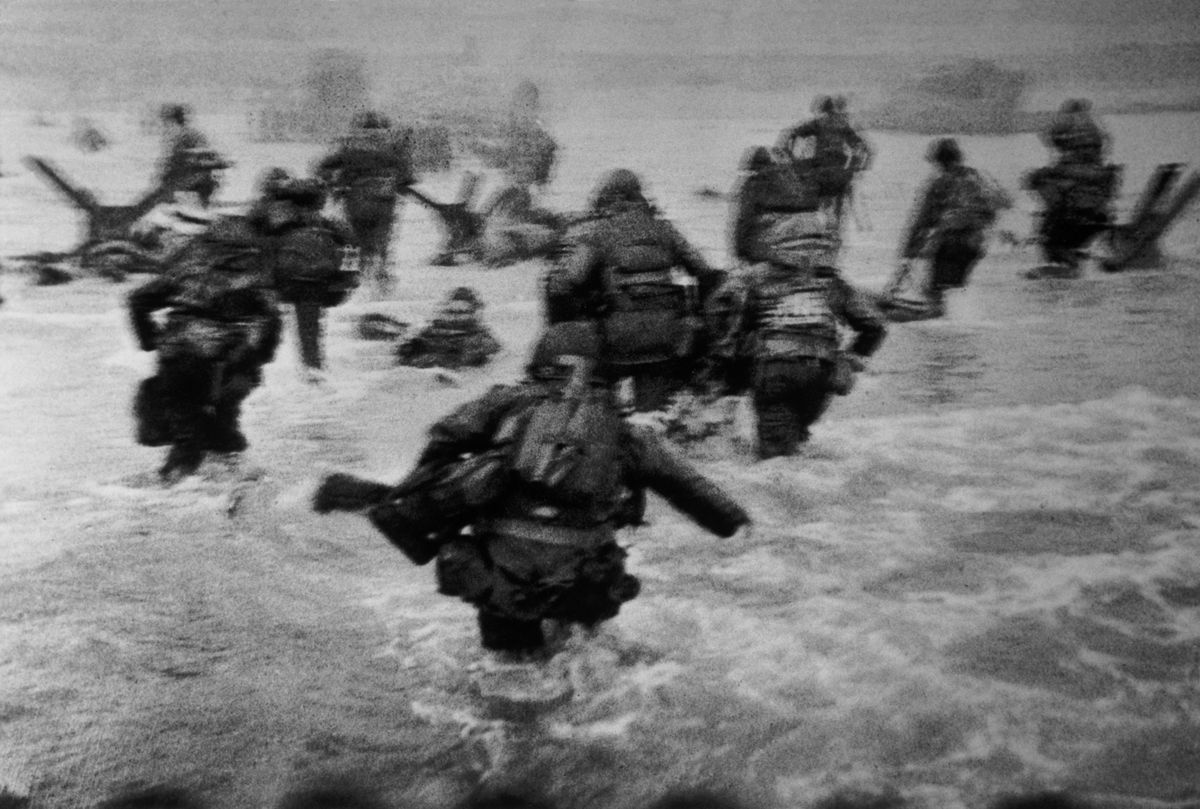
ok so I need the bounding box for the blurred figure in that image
[895,138,1011,316]
[1025,99,1119,273]
[989,793,1095,809]
[712,188,885,458]
[1043,98,1109,167]
[315,111,414,300]
[313,321,748,655]
[129,217,282,481]
[544,169,726,412]
[776,95,873,229]
[502,80,558,194]
[157,103,228,208]
[247,168,357,379]
[394,285,501,369]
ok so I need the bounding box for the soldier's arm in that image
[730,175,764,264]
[416,384,531,467]
[831,277,887,358]
[127,276,177,351]
[627,426,750,538]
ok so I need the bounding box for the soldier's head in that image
[441,286,485,320]
[813,95,835,115]
[589,168,646,212]
[740,146,774,174]
[258,167,293,197]
[928,137,963,168]
[832,95,849,113]
[281,178,327,210]
[527,321,607,382]
[1060,98,1091,114]
[160,103,190,127]
[352,110,392,131]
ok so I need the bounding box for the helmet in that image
[160,103,190,125]
[352,110,392,131]
[814,95,835,115]
[928,137,963,167]
[740,146,773,173]
[527,321,605,379]
[1061,98,1091,114]
[259,167,292,196]
[589,168,645,211]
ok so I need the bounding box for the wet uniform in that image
[247,179,355,372]
[405,337,748,652]
[545,200,725,411]
[128,218,281,478]
[715,258,885,458]
[778,111,871,226]
[316,130,414,299]
[901,163,1009,301]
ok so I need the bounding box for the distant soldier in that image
[315,111,414,300]
[157,104,227,208]
[777,95,873,228]
[1026,99,1119,271]
[544,169,726,412]
[502,80,558,193]
[898,138,1011,315]
[313,321,749,656]
[1043,99,1109,167]
[247,169,357,378]
[395,286,501,370]
[129,217,282,481]
[713,198,885,458]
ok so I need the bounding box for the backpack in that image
[273,225,356,305]
[941,167,1008,231]
[506,358,625,512]
[597,212,694,365]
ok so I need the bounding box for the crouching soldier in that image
[544,169,726,412]
[313,321,749,656]
[395,286,501,370]
[129,217,282,481]
[248,169,357,378]
[895,138,1011,316]
[713,206,885,459]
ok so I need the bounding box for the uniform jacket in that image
[713,264,885,367]
[1043,111,1108,165]
[414,380,748,538]
[315,133,414,194]
[545,202,724,321]
[780,112,871,169]
[901,164,1008,259]
[128,228,281,363]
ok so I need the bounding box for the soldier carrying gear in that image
[731,145,830,269]
[128,217,282,481]
[313,321,749,655]
[247,168,357,376]
[394,285,502,370]
[1026,99,1120,272]
[896,138,1011,316]
[711,196,885,458]
[776,95,873,230]
[314,111,414,300]
[157,103,228,208]
[544,169,727,412]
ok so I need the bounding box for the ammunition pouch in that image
[435,538,492,600]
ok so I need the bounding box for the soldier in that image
[313,321,749,656]
[129,217,282,481]
[1026,99,1119,272]
[502,81,558,194]
[247,169,356,378]
[712,206,885,459]
[776,95,873,229]
[315,111,414,300]
[544,169,726,412]
[898,138,1011,316]
[157,104,227,208]
[395,286,502,370]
